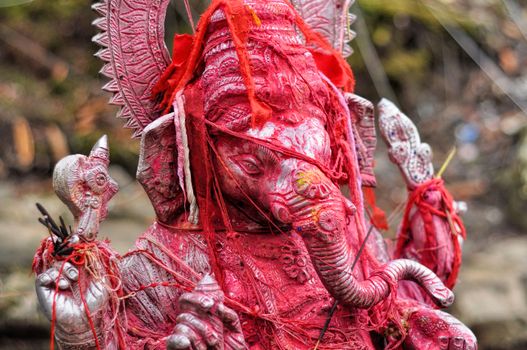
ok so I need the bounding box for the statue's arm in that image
[35,133,246,349]
[120,227,247,349]
[377,99,467,292]
[34,137,121,349]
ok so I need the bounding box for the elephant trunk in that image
[303,227,453,308]
[272,166,454,309]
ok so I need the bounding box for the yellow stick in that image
[436,146,457,178]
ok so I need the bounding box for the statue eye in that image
[233,155,263,176]
[95,173,107,186]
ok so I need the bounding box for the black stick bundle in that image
[36,202,74,257]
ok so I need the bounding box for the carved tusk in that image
[89,134,110,164]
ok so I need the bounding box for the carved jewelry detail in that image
[378,99,434,189]
[291,0,357,57]
[91,0,171,137]
[345,93,377,187]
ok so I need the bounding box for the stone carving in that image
[378,99,434,189]
[33,0,477,349]
[291,0,357,57]
[378,99,468,291]
[91,0,172,137]
[136,114,185,224]
[52,135,118,241]
[346,93,377,186]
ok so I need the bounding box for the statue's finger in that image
[449,336,466,350]
[225,333,248,350]
[63,262,78,282]
[35,278,54,320]
[36,272,53,287]
[86,281,108,310]
[465,343,476,350]
[48,267,59,281]
[88,280,105,298]
[438,336,449,350]
[167,334,191,350]
[173,323,206,350]
[176,313,219,347]
[179,292,214,312]
[216,303,241,331]
[57,277,70,290]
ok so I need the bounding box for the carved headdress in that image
[92,0,357,136]
[154,0,355,125]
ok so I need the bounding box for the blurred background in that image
[0,0,526,348]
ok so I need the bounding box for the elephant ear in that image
[91,0,172,138]
[378,99,434,189]
[345,93,377,187]
[291,0,357,57]
[137,114,185,224]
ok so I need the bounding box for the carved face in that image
[53,136,118,240]
[213,113,356,230]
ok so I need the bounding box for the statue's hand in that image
[35,261,110,345]
[403,307,477,350]
[167,276,247,350]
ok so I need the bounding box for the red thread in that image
[152,0,355,121]
[78,270,102,349]
[395,178,466,289]
[49,260,68,350]
[287,3,355,92]
[34,240,126,349]
[363,187,389,230]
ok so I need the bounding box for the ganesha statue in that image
[33,0,477,349]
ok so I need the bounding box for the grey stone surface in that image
[452,237,527,349]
